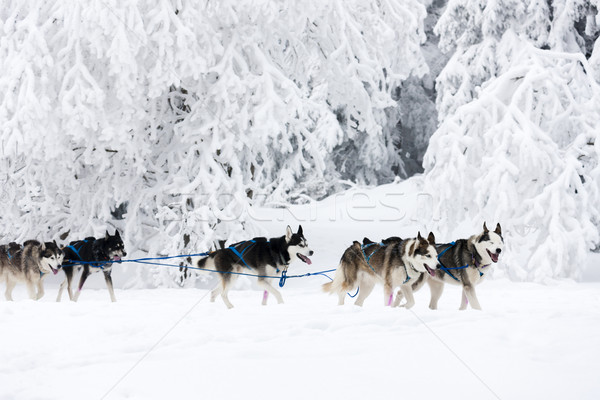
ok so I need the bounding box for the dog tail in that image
[187,254,216,276]
[324,242,362,294]
[322,263,351,293]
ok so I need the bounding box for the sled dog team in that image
[0,223,504,310]
[0,231,126,302]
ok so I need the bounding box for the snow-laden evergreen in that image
[426,28,600,281]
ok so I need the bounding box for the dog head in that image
[405,232,437,277]
[285,225,314,265]
[473,223,504,265]
[39,241,63,275]
[104,230,127,261]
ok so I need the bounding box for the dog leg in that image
[210,284,222,303]
[382,284,394,307]
[427,278,444,310]
[5,277,16,301]
[36,279,45,300]
[461,285,481,310]
[337,289,347,306]
[73,267,91,302]
[221,285,234,309]
[218,276,235,309]
[103,271,117,302]
[353,280,374,307]
[57,278,67,302]
[399,284,416,309]
[459,290,468,310]
[26,280,37,300]
[392,290,404,307]
[257,278,283,305]
[58,266,75,302]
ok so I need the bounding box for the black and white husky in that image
[323,232,438,308]
[58,230,127,302]
[394,223,504,310]
[193,225,314,309]
[1,240,64,301]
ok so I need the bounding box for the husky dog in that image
[323,232,437,308]
[393,223,504,310]
[193,225,313,309]
[1,240,64,301]
[58,230,127,303]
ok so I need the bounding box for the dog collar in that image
[473,257,489,276]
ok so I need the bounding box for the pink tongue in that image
[299,254,312,265]
[113,255,121,261]
[53,268,58,275]
[491,254,499,263]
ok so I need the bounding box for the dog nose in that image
[496,249,502,254]
[123,251,127,257]
[309,250,314,256]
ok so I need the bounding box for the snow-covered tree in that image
[424,28,600,281]
[0,0,429,286]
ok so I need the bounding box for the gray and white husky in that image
[1,240,64,301]
[393,223,504,310]
[323,232,437,308]
[192,225,314,309]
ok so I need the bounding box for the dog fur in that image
[393,223,504,310]
[58,230,126,302]
[1,240,64,301]
[193,225,313,309]
[323,232,437,308]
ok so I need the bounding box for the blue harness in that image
[228,240,257,269]
[437,242,483,282]
[228,240,289,287]
[361,241,411,284]
[360,242,384,274]
[228,240,282,273]
[65,240,104,270]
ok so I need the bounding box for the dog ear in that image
[297,225,303,237]
[115,230,121,238]
[53,240,58,247]
[40,241,46,251]
[494,223,502,235]
[427,232,435,245]
[105,230,110,238]
[417,231,423,241]
[285,225,293,243]
[483,222,489,233]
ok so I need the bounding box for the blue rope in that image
[58,251,340,289]
[79,256,338,281]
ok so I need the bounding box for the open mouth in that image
[424,264,436,277]
[51,267,59,275]
[297,253,312,265]
[112,255,122,262]
[487,250,499,263]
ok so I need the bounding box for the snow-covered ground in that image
[2,180,599,399]
[2,282,600,400]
